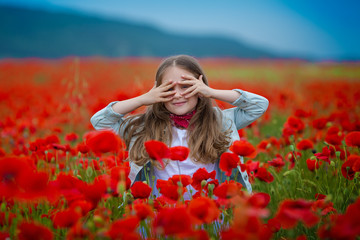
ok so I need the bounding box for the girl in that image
[90,55,269,198]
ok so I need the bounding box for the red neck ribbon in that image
[169,109,196,129]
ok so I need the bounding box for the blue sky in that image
[1,0,360,59]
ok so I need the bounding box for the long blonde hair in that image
[121,55,231,166]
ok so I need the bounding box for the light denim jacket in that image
[90,89,269,193]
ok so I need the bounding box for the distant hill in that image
[0,5,276,59]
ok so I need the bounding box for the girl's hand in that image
[140,80,176,105]
[179,75,214,98]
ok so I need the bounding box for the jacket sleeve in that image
[222,89,269,130]
[90,101,127,138]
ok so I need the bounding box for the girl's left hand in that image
[179,75,213,98]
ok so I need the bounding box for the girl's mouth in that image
[173,101,186,106]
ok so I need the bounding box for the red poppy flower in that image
[213,180,243,199]
[312,199,336,216]
[51,143,69,152]
[0,232,10,240]
[345,131,360,147]
[341,157,358,180]
[0,211,16,227]
[294,109,312,118]
[312,117,328,130]
[65,132,79,142]
[285,116,305,133]
[274,199,319,229]
[286,151,302,169]
[318,197,360,239]
[315,193,327,200]
[64,222,92,240]
[266,218,281,233]
[268,155,285,171]
[69,200,93,216]
[296,139,314,150]
[191,168,216,191]
[0,156,33,198]
[110,165,130,182]
[0,148,5,157]
[153,206,192,236]
[80,179,107,208]
[45,135,60,145]
[255,167,274,183]
[306,159,322,172]
[157,180,186,202]
[244,160,260,173]
[17,170,58,201]
[169,146,190,161]
[188,196,220,224]
[84,130,123,155]
[325,126,344,146]
[17,221,53,240]
[220,228,249,240]
[144,140,170,169]
[257,140,269,151]
[76,142,90,154]
[107,215,140,240]
[53,208,82,228]
[230,140,257,158]
[329,145,349,160]
[133,202,154,220]
[51,172,81,192]
[350,155,360,172]
[130,181,152,199]
[169,175,193,187]
[219,152,239,177]
[314,147,331,164]
[248,192,271,209]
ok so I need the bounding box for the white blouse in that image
[152,127,217,200]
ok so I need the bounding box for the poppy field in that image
[0,57,360,240]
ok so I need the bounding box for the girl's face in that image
[161,66,199,115]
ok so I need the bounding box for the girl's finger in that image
[158,80,172,88]
[161,90,176,97]
[184,89,198,98]
[181,75,197,80]
[162,81,176,90]
[178,80,195,85]
[159,96,174,102]
[182,85,197,97]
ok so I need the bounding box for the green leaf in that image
[86,166,93,178]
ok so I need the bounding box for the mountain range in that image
[0,5,277,59]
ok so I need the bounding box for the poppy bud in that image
[201,180,207,188]
[86,166,93,177]
[86,221,94,229]
[93,215,104,225]
[208,183,215,192]
[0,202,5,212]
[289,145,295,152]
[116,182,124,195]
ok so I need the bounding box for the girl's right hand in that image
[140,80,176,106]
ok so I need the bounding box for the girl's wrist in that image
[141,94,152,106]
[208,88,218,99]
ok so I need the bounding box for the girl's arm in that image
[91,80,176,134]
[180,75,241,103]
[179,74,269,129]
[225,89,269,129]
[206,89,242,103]
[111,80,176,115]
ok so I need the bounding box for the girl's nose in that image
[173,90,182,98]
